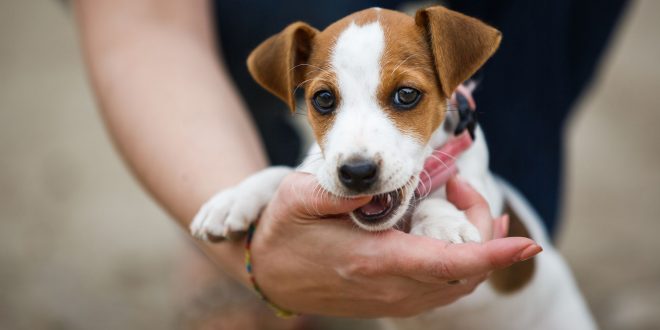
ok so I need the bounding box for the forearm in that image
[74,0,266,282]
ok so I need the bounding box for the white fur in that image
[410,198,481,243]
[315,21,427,231]
[190,167,291,240]
[427,125,505,217]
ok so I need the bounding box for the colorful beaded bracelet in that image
[245,222,298,318]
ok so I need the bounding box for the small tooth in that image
[386,194,392,204]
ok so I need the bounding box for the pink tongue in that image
[360,195,389,216]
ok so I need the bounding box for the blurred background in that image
[1,1,658,329]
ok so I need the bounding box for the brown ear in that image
[247,22,319,112]
[415,6,502,97]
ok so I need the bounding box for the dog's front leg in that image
[190,166,292,241]
[410,198,481,244]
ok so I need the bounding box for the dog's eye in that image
[393,87,421,109]
[312,90,336,114]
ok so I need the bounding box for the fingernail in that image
[517,244,543,261]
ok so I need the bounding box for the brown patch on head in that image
[489,203,537,293]
[377,10,444,143]
[374,7,502,143]
[300,21,343,146]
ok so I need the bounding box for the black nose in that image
[338,160,378,192]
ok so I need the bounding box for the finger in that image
[390,234,542,282]
[446,175,493,240]
[279,172,371,218]
[492,214,510,239]
[433,238,542,279]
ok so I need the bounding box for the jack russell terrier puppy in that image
[190,6,596,329]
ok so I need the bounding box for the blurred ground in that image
[0,1,658,329]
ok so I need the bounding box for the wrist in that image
[196,237,251,287]
[245,223,298,318]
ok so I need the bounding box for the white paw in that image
[190,187,264,242]
[189,167,292,242]
[410,199,482,244]
[410,216,481,243]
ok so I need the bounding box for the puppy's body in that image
[191,7,596,329]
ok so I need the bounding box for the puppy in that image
[191,6,596,329]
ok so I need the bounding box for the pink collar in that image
[415,84,476,197]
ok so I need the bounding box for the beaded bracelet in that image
[245,222,298,318]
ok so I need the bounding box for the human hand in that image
[249,172,541,317]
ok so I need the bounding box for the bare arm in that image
[74,0,263,282]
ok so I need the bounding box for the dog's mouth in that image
[353,190,403,225]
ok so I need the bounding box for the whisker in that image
[390,54,416,75]
[293,77,315,96]
[419,169,433,199]
[391,67,415,80]
[290,63,332,76]
[293,103,308,116]
[417,171,428,197]
[434,150,456,161]
[310,184,323,216]
[428,154,450,170]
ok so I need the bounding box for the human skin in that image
[74,0,541,317]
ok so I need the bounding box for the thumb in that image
[279,172,371,218]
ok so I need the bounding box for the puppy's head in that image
[248,7,500,231]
